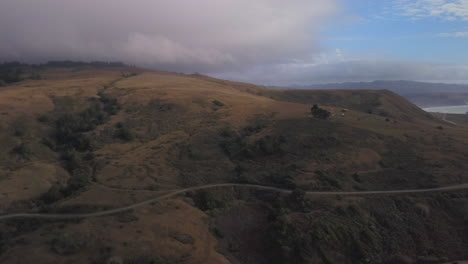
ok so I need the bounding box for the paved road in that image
[1,183,467,220]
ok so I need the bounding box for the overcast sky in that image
[1,0,467,84]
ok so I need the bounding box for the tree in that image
[311,104,331,119]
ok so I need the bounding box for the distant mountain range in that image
[275,80,468,108]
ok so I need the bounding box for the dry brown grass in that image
[0,162,68,209]
[1,67,468,263]
[0,199,229,264]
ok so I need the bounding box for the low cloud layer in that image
[1,0,467,84]
[0,0,338,72]
[214,60,468,85]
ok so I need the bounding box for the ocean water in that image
[423,105,468,114]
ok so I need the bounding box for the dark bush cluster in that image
[219,125,299,188]
[50,232,89,255]
[124,255,165,264]
[46,60,126,68]
[0,62,24,84]
[0,61,125,85]
[0,62,43,84]
[241,120,268,136]
[41,93,122,198]
[267,172,296,189]
[50,95,121,151]
[315,170,342,189]
[11,143,32,160]
[212,100,225,107]
[115,122,135,141]
[220,132,286,160]
[99,94,122,115]
[121,72,139,78]
[53,107,104,151]
[193,191,226,212]
[310,104,331,119]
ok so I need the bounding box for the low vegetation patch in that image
[40,89,122,200]
[10,143,32,160]
[45,60,126,68]
[0,62,42,85]
[124,255,166,264]
[218,117,344,189]
[50,231,90,256]
[114,122,135,141]
[310,104,331,119]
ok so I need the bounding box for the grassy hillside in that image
[0,65,467,264]
[278,80,468,107]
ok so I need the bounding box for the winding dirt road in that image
[1,183,467,220]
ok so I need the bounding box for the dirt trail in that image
[1,183,467,220]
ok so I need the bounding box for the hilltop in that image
[0,64,467,264]
[277,80,468,107]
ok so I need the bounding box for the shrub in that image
[124,255,164,264]
[219,127,237,138]
[61,164,94,195]
[121,72,138,78]
[60,150,81,172]
[11,143,32,159]
[288,188,307,211]
[30,72,41,80]
[212,100,225,107]
[49,98,118,152]
[50,232,88,255]
[0,65,23,83]
[102,99,121,115]
[220,136,246,158]
[42,137,57,151]
[40,185,64,204]
[193,191,226,211]
[39,91,123,200]
[268,173,296,188]
[352,173,362,183]
[46,60,125,68]
[255,135,286,156]
[37,115,49,123]
[169,232,194,245]
[115,123,134,141]
[311,104,331,119]
[316,170,341,189]
[211,227,224,239]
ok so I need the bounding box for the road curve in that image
[1,183,467,220]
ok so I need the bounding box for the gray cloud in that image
[0,0,338,72]
[2,0,467,84]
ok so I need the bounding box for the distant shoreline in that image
[423,105,468,114]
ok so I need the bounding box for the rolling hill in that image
[277,80,468,108]
[0,64,467,264]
